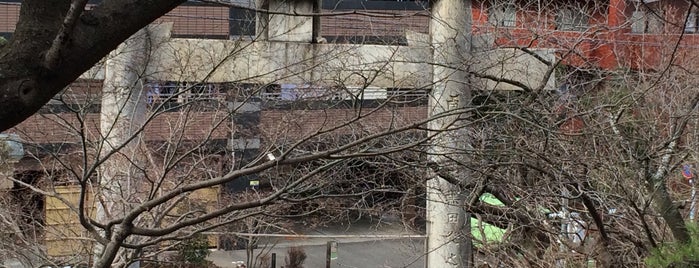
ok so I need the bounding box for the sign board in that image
[683,164,695,185]
[683,164,694,179]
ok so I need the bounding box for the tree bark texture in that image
[0,0,185,132]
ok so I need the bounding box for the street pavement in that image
[208,221,426,268]
[209,239,424,268]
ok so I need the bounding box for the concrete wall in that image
[267,0,314,42]
[472,48,556,91]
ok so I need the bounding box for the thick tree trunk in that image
[426,0,472,267]
[93,225,131,268]
[0,0,185,132]
[649,179,691,244]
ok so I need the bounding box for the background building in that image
[1,0,696,264]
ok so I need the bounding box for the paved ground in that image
[208,221,426,268]
[209,239,425,268]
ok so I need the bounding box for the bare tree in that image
[13,1,699,268]
[4,10,450,267]
[0,0,186,131]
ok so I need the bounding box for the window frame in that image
[685,8,699,33]
[555,7,589,31]
[488,0,517,27]
[630,3,664,34]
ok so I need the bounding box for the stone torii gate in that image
[92,1,555,267]
[426,0,472,266]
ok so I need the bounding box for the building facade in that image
[2,0,695,69]
[1,0,697,262]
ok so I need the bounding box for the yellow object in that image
[44,185,95,257]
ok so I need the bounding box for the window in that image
[488,0,516,27]
[345,86,387,100]
[631,4,664,34]
[229,0,256,39]
[146,81,223,105]
[387,88,428,106]
[277,84,339,101]
[188,84,221,101]
[556,8,589,31]
[686,9,699,33]
[162,81,180,102]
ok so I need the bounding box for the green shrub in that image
[176,234,211,265]
[646,224,699,267]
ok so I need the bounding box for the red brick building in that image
[3,0,698,70]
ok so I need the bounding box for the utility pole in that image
[426,0,472,267]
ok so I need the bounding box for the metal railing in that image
[259,87,428,102]
[146,84,226,104]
